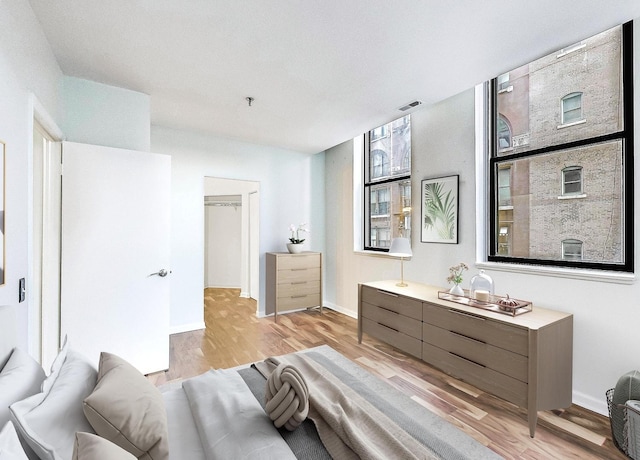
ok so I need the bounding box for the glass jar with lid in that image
[469,270,494,302]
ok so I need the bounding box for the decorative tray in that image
[438,289,532,317]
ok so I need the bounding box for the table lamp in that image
[388,237,412,287]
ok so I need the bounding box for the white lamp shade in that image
[388,237,412,257]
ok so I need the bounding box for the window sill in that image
[556,43,586,58]
[557,194,586,200]
[476,261,635,285]
[557,119,586,129]
[354,249,411,260]
[498,86,513,94]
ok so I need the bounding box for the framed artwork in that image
[0,140,4,285]
[421,174,459,244]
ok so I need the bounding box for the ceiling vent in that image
[398,100,422,111]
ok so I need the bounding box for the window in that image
[561,92,583,125]
[364,115,411,250]
[562,239,583,260]
[498,166,512,207]
[562,166,583,195]
[488,23,633,272]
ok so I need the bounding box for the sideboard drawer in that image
[361,286,422,320]
[362,303,422,340]
[423,302,528,356]
[422,323,528,383]
[422,342,527,408]
[362,318,421,358]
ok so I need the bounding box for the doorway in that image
[203,177,259,307]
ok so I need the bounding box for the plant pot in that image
[286,243,304,254]
[449,283,464,297]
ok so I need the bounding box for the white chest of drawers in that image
[266,252,322,322]
[358,280,573,437]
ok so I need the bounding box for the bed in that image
[0,304,502,459]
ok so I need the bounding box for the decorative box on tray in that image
[438,289,532,317]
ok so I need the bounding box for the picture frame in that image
[421,174,459,244]
[0,140,4,285]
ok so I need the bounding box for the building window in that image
[488,22,633,272]
[561,92,583,125]
[498,116,512,151]
[364,115,411,250]
[562,166,583,195]
[498,166,512,207]
[562,239,583,260]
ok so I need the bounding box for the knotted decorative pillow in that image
[265,363,309,431]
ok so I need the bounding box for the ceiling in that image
[28,1,640,154]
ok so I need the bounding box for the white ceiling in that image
[28,1,640,154]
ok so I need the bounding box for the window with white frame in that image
[562,166,583,196]
[487,23,633,272]
[561,92,583,125]
[364,115,411,251]
[562,239,583,260]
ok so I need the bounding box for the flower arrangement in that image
[447,262,468,285]
[289,223,309,244]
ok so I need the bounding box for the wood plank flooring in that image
[147,288,625,459]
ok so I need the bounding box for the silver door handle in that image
[149,269,170,277]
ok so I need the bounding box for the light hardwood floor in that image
[148,288,625,459]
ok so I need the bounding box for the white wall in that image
[62,77,151,151]
[324,75,640,416]
[204,202,242,288]
[151,126,325,329]
[0,0,63,352]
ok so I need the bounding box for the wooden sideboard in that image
[266,252,322,322]
[358,280,573,437]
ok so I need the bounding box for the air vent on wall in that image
[398,100,423,111]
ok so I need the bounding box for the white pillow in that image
[0,349,45,428]
[0,422,29,460]
[9,341,97,460]
[72,432,136,460]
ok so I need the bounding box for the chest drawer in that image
[423,323,528,382]
[362,318,421,359]
[422,342,527,408]
[423,302,528,356]
[277,280,320,298]
[277,267,320,284]
[361,286,422,320]
[362,303,422,339]
[277,253,320,270]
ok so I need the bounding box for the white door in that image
[60,142,171,374]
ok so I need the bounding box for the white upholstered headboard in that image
[0,305,16,370]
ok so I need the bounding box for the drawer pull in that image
[378,322,399,333]
[291,295,308,299]
[377,290,399,298]
[291,281,308,285]
[449,309,485,321]
[379,306,400,315]
[291,268,308,271]
[450,352,486,368]
[450,330,486,345]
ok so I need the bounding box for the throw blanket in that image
[182,369,296,460]
[255,353,439,460]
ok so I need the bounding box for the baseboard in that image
[170,321,206,335]
[323,301,357,319]
[573,390,608,417]
[239,291,250,298]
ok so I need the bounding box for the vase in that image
[286,243,304,254]
[449,283,464,297]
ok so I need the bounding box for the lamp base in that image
[396,281,408,287]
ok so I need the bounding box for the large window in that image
[488,22,633,272]
[364,115,411,251]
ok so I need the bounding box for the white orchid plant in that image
[289,223,309,244]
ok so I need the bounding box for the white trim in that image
[557,194,587,200]
[556,43,586,58]
[353,135,364,251]
[557,119,586,129]
[323,302,357,319]
[475,261,634,284]
[475,83,489,264]
[170,321,206,335]
[573,390,607,417]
